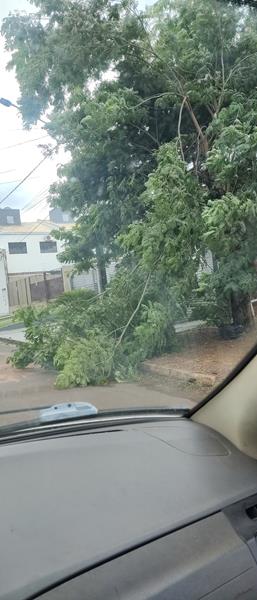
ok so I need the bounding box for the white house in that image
[0,219,71,275]
[0,210,116,313]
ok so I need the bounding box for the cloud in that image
[0,0,66,221]
[0,0,154,220]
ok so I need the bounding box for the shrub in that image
[54,288,96,308]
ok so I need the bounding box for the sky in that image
[0,0,153,223]
[0,0,67,222]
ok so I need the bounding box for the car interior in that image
[2,350,257,599]
[1,0,257,598]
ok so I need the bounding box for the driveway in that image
[0,342,193,427]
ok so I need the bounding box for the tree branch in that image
[206,105,215,118]
[131,123,160,147]
[115,272,151,349]
[126,92,171,110]
[184,98,208,155]
[178,96,187,161]
[126,4,185,97]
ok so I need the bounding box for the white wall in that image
[0,233,65,274]
[0,250,9,315]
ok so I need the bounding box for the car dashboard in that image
[1,418,257,599]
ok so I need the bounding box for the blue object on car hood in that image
[40,402,98,422]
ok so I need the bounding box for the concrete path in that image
[174,320,204,333]
[0,342,193,427]
[0,323,26,342]
[0,327,26,342]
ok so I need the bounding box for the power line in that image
[21,184,50,209]
[0,150,54,206]
[22,195,49,216]
[20,214,54,242]
[21,186,49,212]
[0,135,49,151]
[20,208,66,242]
[0,176,39,185]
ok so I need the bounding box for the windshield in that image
[0,0,257,429]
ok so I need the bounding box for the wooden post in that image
[43,272,49,302]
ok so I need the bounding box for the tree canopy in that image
[3,0,257,325]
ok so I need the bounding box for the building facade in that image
[49,208,74,224]
[0,220,70,275]
[0,207,21,226]
[0,212,116,313]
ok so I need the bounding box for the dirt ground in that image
[144,326,257,401]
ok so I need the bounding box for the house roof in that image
[0,220,73,234]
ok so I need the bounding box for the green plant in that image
[53,288,96,307]
[54,330,114,388]
[9,267,180,388]
[191,273,233,327]
[133,302,176,359]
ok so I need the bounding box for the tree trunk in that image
[231,292,251,327]
[96,245,107,292]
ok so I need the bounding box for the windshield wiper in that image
[0,406,189,444]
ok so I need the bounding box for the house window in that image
[39,241,57,253]
[8,242,27,254]
[6,215,14,225]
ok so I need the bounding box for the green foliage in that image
[9,268,179,387]
[54,331,114,388]
[133,301,176,359]
[121,142,204,293]
[53,288,96,307]
[191,273,233,327]
[5,0,257,380]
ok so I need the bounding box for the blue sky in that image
[0,0,154,221]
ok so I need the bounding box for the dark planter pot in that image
[218,324,244,340]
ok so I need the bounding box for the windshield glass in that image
[0,0,257,429]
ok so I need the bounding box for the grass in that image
[0,317,12,329]
[0,317,22,329]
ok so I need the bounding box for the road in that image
[0,342,193,427]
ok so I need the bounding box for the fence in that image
[7,262,117,311]
[8,271,64,311]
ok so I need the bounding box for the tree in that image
[121,142,204,294]
[3,0,257,323]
